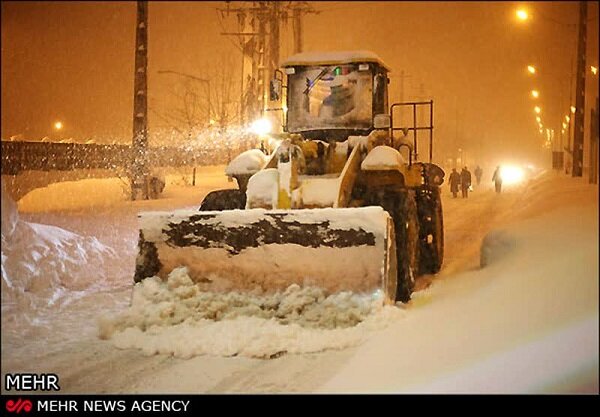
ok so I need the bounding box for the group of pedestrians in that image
[448,165,503,198]
[448,166,473,198]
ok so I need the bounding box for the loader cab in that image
[278,51,390,141]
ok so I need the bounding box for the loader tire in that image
[368,189,420,303]
[416,186,444,274]
[199,189,246,211]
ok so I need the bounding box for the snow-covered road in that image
[1,167,597,393]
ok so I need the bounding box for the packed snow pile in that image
[479,230,516,267]
[1,184,19,239]
[100,267,403,359]
[1,189,117,316]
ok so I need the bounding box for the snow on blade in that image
[136,207,391,295]
[139,206,389,235]
[100,267,404,359]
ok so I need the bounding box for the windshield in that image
[286,64,373,133]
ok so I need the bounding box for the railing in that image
[1,141,228,176]
[389,100,434,163]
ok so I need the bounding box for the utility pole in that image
[131,0,149,200]
[293,5,303,53]
[291,2,319,54]
[269,1,280,73]
[572,1,587,177]
[257,2,269,118]
[590,97,599,184]
[218,2,318,123]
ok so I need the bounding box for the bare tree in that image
[207,54,239,128]
[150,54,240,146]
[150,77,207,145]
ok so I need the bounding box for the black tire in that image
[416,186,444,274]
[199,189,246,211]
[367,189,420,303]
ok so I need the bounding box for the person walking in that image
[460,166,472,198]
[449,168,460,198]
[474,165,482,185]
[492,165,503,194]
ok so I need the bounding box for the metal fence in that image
[0,141,233,176]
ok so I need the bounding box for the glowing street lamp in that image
[54,121,63,130]
[565,115,570,122]
[527,65,536,74]
[516,9,529,21]
[562,122,567,129]
[534,106,541,114]
[570,106,576,114]
[592,66,598,75]
[531,90,539,98]
[535,116,541,123]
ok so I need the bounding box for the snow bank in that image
[225,149,269,176]
[1,183,19,241]
[101,267,403,359]
[18,178,129,213]
[318,175,598,393]
[479,230,516,267]
[1,190,118,318]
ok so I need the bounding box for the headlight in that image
[249,118,272,136]
[500,165,525,185]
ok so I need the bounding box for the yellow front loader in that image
[134,51,444,303]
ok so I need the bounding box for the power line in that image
[216,1,318,123]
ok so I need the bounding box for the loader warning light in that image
[334,67,341,76]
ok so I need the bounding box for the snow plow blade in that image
[134,207,398,304]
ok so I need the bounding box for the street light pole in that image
[572,1,587,177]
[517,4,582,173]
